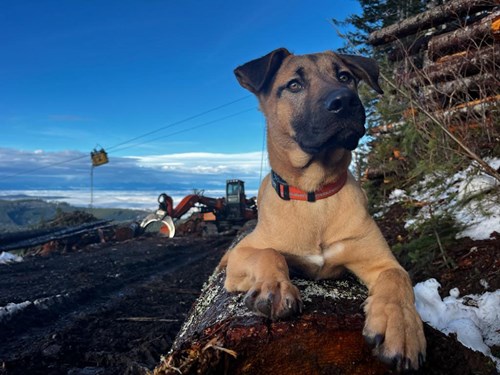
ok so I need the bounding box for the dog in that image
[219,48,426,371]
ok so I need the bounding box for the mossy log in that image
[154,269,497,375]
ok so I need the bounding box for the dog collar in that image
[271,170,348,202]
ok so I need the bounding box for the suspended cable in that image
[2,102,256,179]
[106,94,251,152]
[111,107,256,153]
[4,154,89,178]
[259,119,266,185]
[2,96,252,178]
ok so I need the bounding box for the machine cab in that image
[226,180,245,202]
[225,179,245,220]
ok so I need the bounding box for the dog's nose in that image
[325,88,359,114]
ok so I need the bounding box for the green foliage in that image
[393,212,460,273]
[333,0,436,54]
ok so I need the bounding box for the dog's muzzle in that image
[324,88,360,114]
[295,88,366,154]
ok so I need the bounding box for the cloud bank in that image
[0,148,269,193]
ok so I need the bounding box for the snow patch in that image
[454,197,500,240]
[387,158,500,240]
[0,294,70,322]
[0,251,23,265]
[388,188,408,202]
[414,279,500,371]
[0,301,32,321]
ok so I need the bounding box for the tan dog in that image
[219,48,426,371]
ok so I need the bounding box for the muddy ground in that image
[0,205,498,375]
[0,235,233,375]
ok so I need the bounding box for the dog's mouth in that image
[297,128,363,155]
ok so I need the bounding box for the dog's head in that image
[235,48,383,154]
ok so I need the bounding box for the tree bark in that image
[154,268,497,375]
[428,11,500,61]
[421,73,498,99]
[387,35,432,62]
[368,0,497,47]
[407,46,500,86]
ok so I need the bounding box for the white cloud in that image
[129,151,267,175]
[0,148,269,192]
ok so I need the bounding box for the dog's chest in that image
[284,242,346,279]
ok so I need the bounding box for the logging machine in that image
[140,180,257,237]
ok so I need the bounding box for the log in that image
[368,0,497,47]
[428,11,500,61]
[494,16,500,39]
[368,121,405,136]
[420,73,499,109]
[408,45,500,86]
[153,269,497,375]
[387,34,432,62]
[365,168,393,181]
[439,94,500,117]
[386,11,498,62]
[421,73,498,99]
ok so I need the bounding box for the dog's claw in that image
[243,289,258,310]
[365,333,385,348]
[376,350,423,372]
[418,353,425,368]
[404,358,412,371]
[242,281,301,320]
[256,297,273,317]
[391,354,404,372]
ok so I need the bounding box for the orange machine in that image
[140,180,257,237]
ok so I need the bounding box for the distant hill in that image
[0,199,149,233]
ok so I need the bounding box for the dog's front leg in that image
[353,263,426,371]
[220,246,302,320]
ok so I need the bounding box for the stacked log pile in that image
[366,0,499,180]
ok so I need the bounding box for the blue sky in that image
[0,0,361,198]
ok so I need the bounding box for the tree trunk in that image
[421,73,498,99]
[154,269,497,375]
[408,46,500,86]
[428,11,500,61]
[368,0,497,47]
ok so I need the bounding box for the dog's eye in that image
[287,80,303,93]
[338,72,352,83]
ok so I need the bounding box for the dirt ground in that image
[0,235,233,375]
[0,206,498,375]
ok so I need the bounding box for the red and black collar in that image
[271,170,348,202]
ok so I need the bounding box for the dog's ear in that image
[234,48,291,95]
[336,54,384,95]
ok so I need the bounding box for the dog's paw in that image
[363,296,426,372]
[243,280,302,320]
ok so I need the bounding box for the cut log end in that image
[153,269,497,375]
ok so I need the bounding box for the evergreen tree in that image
[333,0,435,54]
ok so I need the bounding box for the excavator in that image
[140,180,257,237]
